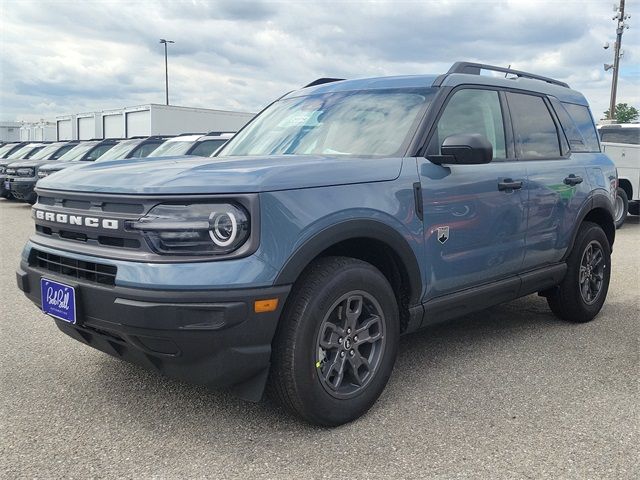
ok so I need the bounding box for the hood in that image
[36,155,403,194]
[5,159,51,169]
[40,160,82,173]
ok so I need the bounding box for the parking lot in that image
[0,198,637,479]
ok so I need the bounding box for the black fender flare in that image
[564,192,615,260]
[273,219,423,306]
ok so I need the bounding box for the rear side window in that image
[599,127,640,145]
[507,93,560,159]
[562,103,600,152]
[430,89,506,159]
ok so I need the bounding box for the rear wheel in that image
[269,256,399,426]
[614,187,628,228]
[547,222,611,323]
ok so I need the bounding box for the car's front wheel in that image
[269,256,399,426]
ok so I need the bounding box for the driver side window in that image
[429,89,506,159]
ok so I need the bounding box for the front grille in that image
[30,248,117,286]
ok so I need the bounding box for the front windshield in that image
[56,142,98,162]
[95,140,139,161]
[147,140,194,157]
[218,88,435,157]
[0,144,18,157]
[7,145,34,159]
[29,144,64,161]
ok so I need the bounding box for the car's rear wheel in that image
[547,222,611,323]
[614,187,628,228]
[269,256,399,426]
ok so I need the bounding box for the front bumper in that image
[17,260,291,401]
[6,177,37,201]
[0,174,8,196]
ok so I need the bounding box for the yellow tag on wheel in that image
[315,361,321,368]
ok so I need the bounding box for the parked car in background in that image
[1,143,49,198]
[18,62,616,426]
[4,141,79,204]
[147,132,233,158]
[37,139,119,179]
[94,136,168,162]
[0,142,27,159]
[598,123,640,227]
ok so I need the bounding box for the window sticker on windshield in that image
[278,111,322,128]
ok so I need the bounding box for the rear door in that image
[505,92,591,269]
[419,87,528,300]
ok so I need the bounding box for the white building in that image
[55,104,255,140]
[0,121,22,142]
[19,121,57,141]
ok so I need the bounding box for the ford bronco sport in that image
[16,62,616,426]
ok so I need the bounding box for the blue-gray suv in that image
[16,62,617,426]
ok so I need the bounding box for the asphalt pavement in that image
[1,198,638,479]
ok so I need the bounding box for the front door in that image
[419,88,528,301]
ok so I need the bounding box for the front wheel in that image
[547,222,611,323]
[269,256,399,426]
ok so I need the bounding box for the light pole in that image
[159,39,175,105]
[605,0,630,120]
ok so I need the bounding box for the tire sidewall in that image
[566,224,612,319]
[290,263,399,425]
[614,188,628,228]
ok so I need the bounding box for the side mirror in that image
[428,133,493,165]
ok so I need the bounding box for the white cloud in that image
[0,0,638,122]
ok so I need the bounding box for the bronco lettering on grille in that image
[34,209,119,230]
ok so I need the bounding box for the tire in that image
[547,222,611,323]
[629,201,639,216]
[614,187,628,229]
[269,256,399,426]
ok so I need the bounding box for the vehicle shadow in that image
[89,293,565,432]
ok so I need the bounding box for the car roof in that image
[164,134,202,142]
[292,63,588,106]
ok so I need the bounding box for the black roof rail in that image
[435,62,570,88]
[205,131,235,136]
[304,78,345,88]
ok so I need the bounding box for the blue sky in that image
[1,0,638,122]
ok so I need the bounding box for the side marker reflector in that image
[254,298,278,313]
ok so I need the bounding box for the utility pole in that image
[606,0,629,120]
[159,39,175,105]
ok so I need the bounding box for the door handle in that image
[564,174,583,186]
[498,178,524,191]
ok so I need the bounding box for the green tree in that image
[604,103,639,123]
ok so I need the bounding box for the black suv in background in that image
[1,143,49,198]
[4,141,79,203]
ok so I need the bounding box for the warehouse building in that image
[55,104,255,141]
[0,121,22,142]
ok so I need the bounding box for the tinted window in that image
[51,144,76,159]
[562,103,600,151]
[507,93,560,159]
[599,127,640,145]
[190,139,226,156]
[85,144,115,161]
[430,89,506,159]
[134,141,164,158]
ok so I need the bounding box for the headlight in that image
[17,168,35,177]
[127,203,251,255]
[37,170,49,178]
[6,168,16,175]
[0,166,5,174]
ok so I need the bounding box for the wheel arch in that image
[565,193,616,258]
[618,178,633,200]
[273,219,423,317]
